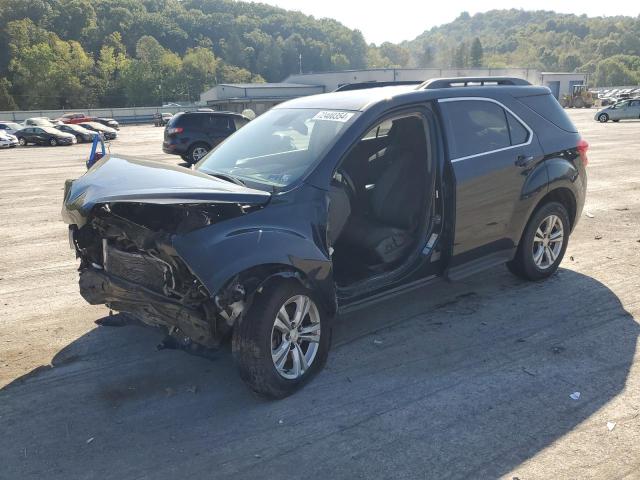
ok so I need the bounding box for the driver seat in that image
[340,117,427,265]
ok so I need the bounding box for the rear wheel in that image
[232,280,331,398]
[598,113,609,123]
[186,143,210,164]
[507,202,570,281]
[49,137,58,146]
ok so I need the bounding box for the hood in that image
[62,155,271,226]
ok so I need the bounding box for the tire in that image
[598,113,609,123]
[186,143,210,164]
[75,134,83,143]
[49,137,58,146]
[18,137,26,146]
[507,201,570,281]
[612,119,620,123]
[232,280,331,398]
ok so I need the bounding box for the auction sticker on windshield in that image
[312,111,355,122]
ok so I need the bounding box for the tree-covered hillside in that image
[1,3,640,110]
[402,10,640,87]
[0,0,368,109]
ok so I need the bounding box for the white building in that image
[200,82,325,114]
[200,69,588,114]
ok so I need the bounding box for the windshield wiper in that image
[206,171,246,187]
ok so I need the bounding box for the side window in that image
[212,116,232,132]
[441,100,529,159]
[506,112,529,145]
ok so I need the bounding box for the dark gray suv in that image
[162,111,250,164]
[64,77,587,398]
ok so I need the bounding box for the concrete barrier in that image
[0,105,204,124]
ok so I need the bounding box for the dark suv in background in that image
[162,111,250,164]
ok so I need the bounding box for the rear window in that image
[169,113,203,128]
[517,93,578,133]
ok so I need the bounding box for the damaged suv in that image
[62,77,587,398]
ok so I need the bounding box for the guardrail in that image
[0,105,204,124]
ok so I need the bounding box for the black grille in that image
[104,243,166,292]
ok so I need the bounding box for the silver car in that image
[595,99,640,123]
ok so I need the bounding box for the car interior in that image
[329,114,432,286]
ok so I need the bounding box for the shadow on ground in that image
[0,267,636,479]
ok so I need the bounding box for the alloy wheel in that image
[270,295,321,380]
[191,146,208,162]
[598,114,608,123]
[532,214,564,270]
[18,137,26,146]
[50,138,57,146]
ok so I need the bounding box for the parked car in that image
[55,124,97,143]
[94,117,119,130]
[23,117,56,127]
[162,111,250,164]
[78,122,117,140]
[58,112,92,124]
[16,126,77,146]
[153,112,173,127]
[595,99,640,123]
[0,121,23,135]
[62,77,587,398]
[0,131,19,148]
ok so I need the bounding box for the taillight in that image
[577,138,589,167]
[166,127,183,135]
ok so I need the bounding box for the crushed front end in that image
[62,155,272,348]
[70,202,248,347]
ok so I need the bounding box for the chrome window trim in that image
[438,97,534,163]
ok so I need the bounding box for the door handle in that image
[515,155,535,167]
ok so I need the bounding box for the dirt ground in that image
[1,110,639,479]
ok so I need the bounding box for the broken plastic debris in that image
[594,234,603,240]
[585,212,594,218]
[278,419,284,425]
[607,421,616,431]
[373,339,383,345]
[186,385,198,394]
[569,391,581,400]
[86,437,94,444]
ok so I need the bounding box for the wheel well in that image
[534,188,577,229]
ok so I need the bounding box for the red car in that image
[59,113,120,130]
[58,113,92,125]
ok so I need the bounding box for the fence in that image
[0,105,203,124]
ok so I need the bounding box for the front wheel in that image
[232,280,331,398]
[18,137,26,146]
[598,113,609,123]
[49,137,58,146]
[507,202,570,281]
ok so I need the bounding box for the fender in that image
[172,184,337,314]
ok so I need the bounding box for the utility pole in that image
[299,53,302,74]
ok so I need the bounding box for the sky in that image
[257,0,640,44]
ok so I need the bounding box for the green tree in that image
[0,77,18,110]
[470,37,484,67]
[182,47,218,102]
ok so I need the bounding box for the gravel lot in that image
[1,110,639,479]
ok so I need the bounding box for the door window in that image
[212,116,232,132]
[440,99,530,160]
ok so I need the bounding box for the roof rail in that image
[334,81,423,92]
[418,77,531,89]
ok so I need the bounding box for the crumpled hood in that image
[62,154,271,226]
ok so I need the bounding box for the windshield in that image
[196,108,358,189]
[83,122,105,129]
[5,122,21,130]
